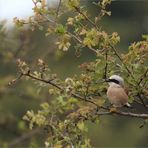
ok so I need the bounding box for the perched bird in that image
[106,75,131,108]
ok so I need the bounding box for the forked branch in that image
[10,71,148,119]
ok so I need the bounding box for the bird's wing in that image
[115,87,128,104]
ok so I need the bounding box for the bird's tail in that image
[125,102,133,108]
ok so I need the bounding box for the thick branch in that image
[114,111,148,119]
[97,111,148,119]
[20,72,148,119]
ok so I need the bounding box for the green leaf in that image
[77,121,85,131]
[55,24,66,35]
[68,98,78,104]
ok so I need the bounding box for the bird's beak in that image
[95,79,111,84]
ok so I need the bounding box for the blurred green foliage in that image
[0,0,148,147]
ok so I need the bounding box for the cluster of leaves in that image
[23,101,93,147]
[11,0,148,147]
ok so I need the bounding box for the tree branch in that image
[110,44,148,109]
[56,0,62,18]
[73,6,98,29]
[17,71,148,119]
[137,93,148,108]
[138,68,148,85]
[96,110,148,119]
[110,44,134,78]
[68,32,98,54]
[9,128,41,148]
[103,50,108,79]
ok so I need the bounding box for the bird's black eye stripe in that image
[108,79,119,84]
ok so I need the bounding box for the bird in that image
[106,75,131,108]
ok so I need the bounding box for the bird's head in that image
[106,75,124,87]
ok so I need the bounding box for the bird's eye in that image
[108,79,119,84]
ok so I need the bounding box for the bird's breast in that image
[107,86,128,107]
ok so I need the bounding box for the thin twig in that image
[8,73,23,86]
[110,44,134,78]
[32,0,37,6]
[73,6,98,29]
[138,68,148,85]
[137,93,148,108]
[9,128,41,148]
[56,0,62,18]
[68,32,98,54]
[103,50,108,79]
